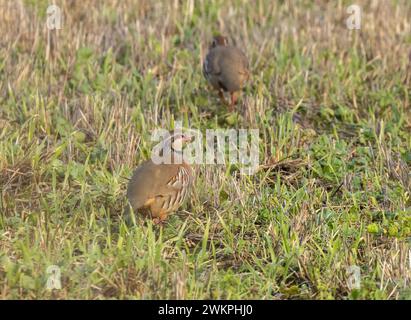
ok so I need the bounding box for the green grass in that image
[0,0,410,299]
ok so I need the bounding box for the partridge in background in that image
[203,35,250,111]
[127,133,194,224]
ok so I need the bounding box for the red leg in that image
[230,92,238,111]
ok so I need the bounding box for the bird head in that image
[211,35,228,48]
[170,132,194,153]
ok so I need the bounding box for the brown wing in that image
[215,47,250,92]
[222,47,249,75]
[126,160,183,210]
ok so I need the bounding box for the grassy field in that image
[0,0,410,299]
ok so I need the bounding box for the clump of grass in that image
[0,0,410,299]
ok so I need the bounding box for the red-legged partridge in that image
[127,133,194,224]
[203,35,250,111]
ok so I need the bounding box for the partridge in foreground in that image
[203,35,250,111]
[127,133,194,224]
